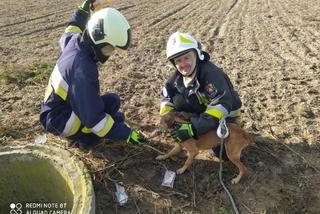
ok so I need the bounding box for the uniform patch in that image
[205,83,217,97]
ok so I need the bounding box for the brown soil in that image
[1,0,320,213]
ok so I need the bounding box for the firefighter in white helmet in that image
[161,32,242,159]
[40,0,147,149]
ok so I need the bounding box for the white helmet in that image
[166,32,204,61]
[87,7,131,49]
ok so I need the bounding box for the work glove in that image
[80,0,112,13]
[79,0,95,13]
[170,123,195,142]
[125,130,147,145]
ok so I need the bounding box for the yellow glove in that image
[125,130,148,145]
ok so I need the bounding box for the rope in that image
[218,119,240,214]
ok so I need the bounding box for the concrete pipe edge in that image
[0,144,95,214]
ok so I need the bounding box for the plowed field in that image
[1,0,320,213]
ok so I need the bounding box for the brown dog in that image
[156,111,253,184]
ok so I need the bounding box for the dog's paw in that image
[231,176,241,184]
[156,155,168,160]
[176,168,186,174]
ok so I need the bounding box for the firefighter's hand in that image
[80,0,112,13]
[125,130,147,145]
[170,123,195,142]
[80,0,95,13]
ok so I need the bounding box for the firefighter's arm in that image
[65,0,94,34]
[191,73,233,136]
[160,84,177,116]
[67,0,112,33]
[159,74,179,116]
[69,60,115,138]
